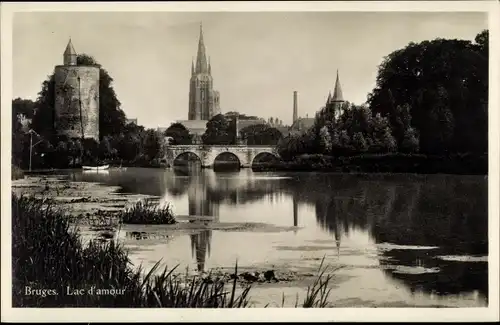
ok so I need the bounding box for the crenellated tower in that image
[188,23,220,120]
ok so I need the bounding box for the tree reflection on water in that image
[163,167,488,298]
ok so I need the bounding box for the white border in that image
[1,1,499,322]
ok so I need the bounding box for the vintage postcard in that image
[1,1,499,322]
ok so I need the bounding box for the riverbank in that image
[252,153,488,175]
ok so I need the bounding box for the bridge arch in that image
[172,151,202,166]
[213,152,241,168]
[251,151,281,167]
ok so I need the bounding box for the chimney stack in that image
[293,91,298,123]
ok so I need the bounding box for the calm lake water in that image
[66,166,488,307]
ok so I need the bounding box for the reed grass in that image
[12,193,336,308]
[121,198,176,225]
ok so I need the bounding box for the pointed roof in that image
[191,59,195,74]
[64,38,77,57]
[326,92,332,105]
[195,23,208,73]
[331,70,344,102]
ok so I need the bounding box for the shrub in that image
[121,198,176,225]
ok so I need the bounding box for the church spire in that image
[191,58,195,75]
[326,92,332,106]
[208,56,211,75]
[63,38,77,66]
[331,70,344,102]
[195,22,208,73]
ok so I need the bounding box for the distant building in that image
[288,91,315,135]
[289,71,346,136]
[324,70,346,121]
[126,118,138,125]
[188,23,220,120]
[54,39,100,141]
[173,23,220,144]
[175,119,208,144]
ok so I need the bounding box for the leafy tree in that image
[98,136,116,161]
[202,114,234,145]
[31,54,126,143]
[368,30,488,154]
[12,102,29,167]
[400,126,420,153]
[352,132,368,152]
[369,113,397,153]
[54,141,70,168]
[142,129,162,161]
[164,123,192,145]
[239,124,283,145]
[12,98,36,120]
[319,125,332,154]
[67,139,83,166]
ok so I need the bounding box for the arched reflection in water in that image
[213,152,240,172]
[61,167,487,306]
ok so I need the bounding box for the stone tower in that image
[327,70,345,120]
[188,23,220,120]
[54,39,100,141]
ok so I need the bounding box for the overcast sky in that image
[13,11,487,128]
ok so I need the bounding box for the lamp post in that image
[28,129,44,172]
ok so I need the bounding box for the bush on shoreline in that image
[12,193,335,307]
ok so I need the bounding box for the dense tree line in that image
[277,30,488,162]
[12,54,165,170]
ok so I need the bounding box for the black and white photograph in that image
[1,1,499,322]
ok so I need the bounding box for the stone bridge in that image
[164,145,280,168]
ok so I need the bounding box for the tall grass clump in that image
[121,198,176,225]
[12,193,142,307]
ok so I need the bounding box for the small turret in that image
[63,38,77,66]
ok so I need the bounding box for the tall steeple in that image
[63,38,77,66]
[191,58,195,75]
[195,23,208,73]
[331,70,344,103]
[208,56,211,75]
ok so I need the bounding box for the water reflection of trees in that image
[301,174,488,299]
[161,167,488,296]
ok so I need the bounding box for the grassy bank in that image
[12,193,334,308]
[252,153,487,175]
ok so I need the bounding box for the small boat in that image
[82,164,110,171]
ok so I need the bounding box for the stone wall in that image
[54,65,100,141]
